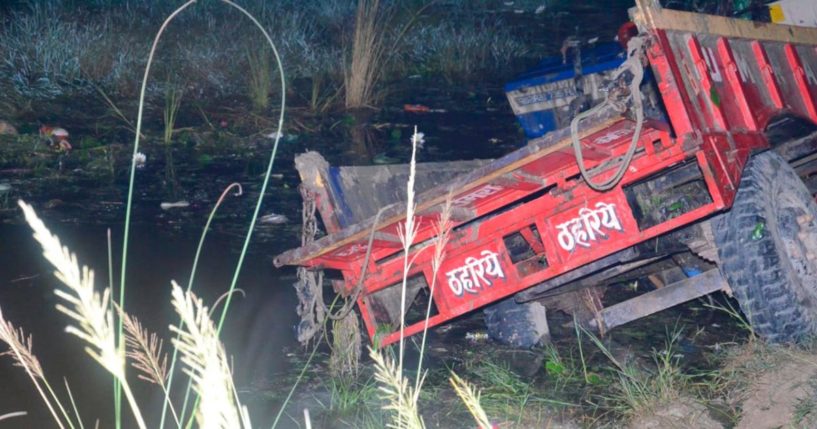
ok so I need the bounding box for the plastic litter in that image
[403,104,447,113]
[259,213,289,224]
[751,221,766,240]
[160,201,190,210]
[40,125,71,151]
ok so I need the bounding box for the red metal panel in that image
[687,35,728,130]
[647,30,696,137]
[716,37,760,131]
[785,44,817,122]
[546,192,640,265]
[434,240,512,310]
[752,41,785,109]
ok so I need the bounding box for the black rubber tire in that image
[483,297,549,349]
[715,151,817,343]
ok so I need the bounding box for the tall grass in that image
[399,19,528,82]
[169,281,251,428]
[162,81,184,145]
[580,324,691,418]
[1,0,539,113]
[344,0,387,109]
[247,48,272,112]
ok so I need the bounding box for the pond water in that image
[0,79,530,427]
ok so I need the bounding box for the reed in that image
[414,193,452,393]
[247,48,272,112]
[344,0,387,109]
[163,82,184,145]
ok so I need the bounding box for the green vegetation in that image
[0,0,549,117]
[246,48,272,113]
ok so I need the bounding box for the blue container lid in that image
[504,42,625,92]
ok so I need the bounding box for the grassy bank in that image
[274,320,817,428]
[0,0,549,119]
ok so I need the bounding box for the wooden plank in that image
[590,269,729,331]
[274,112,624,267]
[632,0,817,46]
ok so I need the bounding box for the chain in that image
[293,187,325,345]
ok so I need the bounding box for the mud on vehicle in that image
[275,0,817,350]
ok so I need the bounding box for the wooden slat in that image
[632,0,817,46]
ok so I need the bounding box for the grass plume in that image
[369,347,425,429]
[121,311,181,426]
[0,311,44,379]
[0,307,67,429]
[18,200,146,429]
[122,312,168,385]
[169,281,251,428]
[449,372,492,429]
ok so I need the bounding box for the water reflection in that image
[0,222,298,426]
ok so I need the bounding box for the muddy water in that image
[0,80,527,426]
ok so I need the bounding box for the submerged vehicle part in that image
[277,0,817,349]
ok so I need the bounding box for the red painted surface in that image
[285,22,817,347]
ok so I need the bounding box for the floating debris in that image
[465,331,489,342]
[411,131,426,148]
[160,201,190,210]
[751,221,765,240]
[265,130,284,140]
[403,104,447,113]
[40,125,69,141]
[133,152,147,169]
[535,4,546,14]
[0,120,18,135]
[259,213,289,224]
[0,182,11,192]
